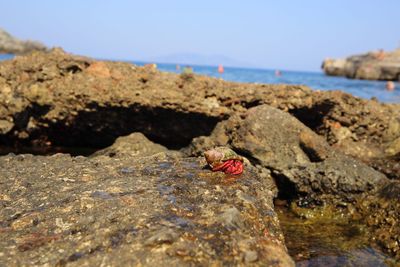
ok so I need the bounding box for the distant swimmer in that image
[176,64,180,71]
[386,81,395,91]
[218,64,224,74]
[275,70,282,77]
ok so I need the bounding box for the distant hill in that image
[151,53,252,68]
[0,28,47,54]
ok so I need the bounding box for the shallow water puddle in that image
[275,204,398,266]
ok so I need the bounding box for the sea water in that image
[0,54,14,61]
[1,54,399,103]
[136,61,400,103]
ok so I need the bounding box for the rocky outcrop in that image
[322,49,400,81]
[0,152,294,266]
[0,49,399,154]
[0,49,398,179]
[0,28,47,54]
[0,49,399,263]
[186,106,399,260]
[92,132,168,157]
[186,105,388,203]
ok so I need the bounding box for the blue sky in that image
[1,0,399,71]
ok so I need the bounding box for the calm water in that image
[276,205,398,267]
[136,61,400,103]
[1,54,399,103]
[0,54,14,61]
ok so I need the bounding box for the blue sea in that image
[1,54,399,103]
[136,62,400,103]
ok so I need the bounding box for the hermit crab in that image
[204,147,244,175]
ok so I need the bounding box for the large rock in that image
[188,105,388,203]
[0,153,294,266]
[0,49,398,176]
[0,49,397,148]
[322,49,400,81]
[0,28,47,54]
[92,132,168,157]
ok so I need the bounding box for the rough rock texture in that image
[0,28,47,54]
[186,105,398,259]
[352,181,400,260]
[322,49,400,81]
[0,49,399,156]
[187,105,388,203]
[369,154,400,180]
[0,48,399,264]
[0,49,398,180]
[0,153,294,266]
[92,132,168,157]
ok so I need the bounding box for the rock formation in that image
[0,49,399,264]
[187,105,388,203]
[0,49,398,155]
[0,152,294,266]
[322,48,400,81]
[91,132,169,157]
[0,28,47,54]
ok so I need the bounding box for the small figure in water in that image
[386,81,395,91]
[275,70,282,77]
[218,64,224,74]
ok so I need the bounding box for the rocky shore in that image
[0,28,47,55]
[0,49,399,265]
[322,48,400,81]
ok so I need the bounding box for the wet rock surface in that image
[0,28,47,54]
[351,181,400,260]
[275,200,400,266]
[0,153,294,266]
[275,204,394,266]
[322,48,400,81]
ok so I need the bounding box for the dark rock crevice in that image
[270,171,300,201]
[288,100,335,132]
[1,104,221,154]
[12,103,51,130]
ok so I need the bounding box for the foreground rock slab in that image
[0,153,294,266]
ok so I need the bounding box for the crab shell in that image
[204,147,243,169]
